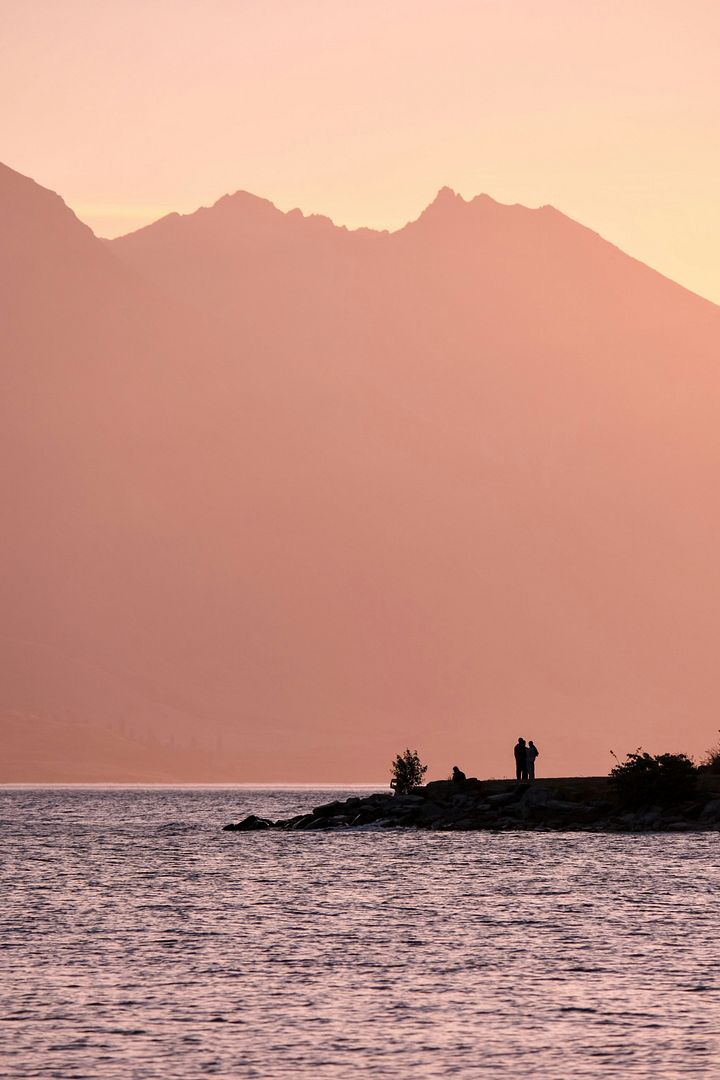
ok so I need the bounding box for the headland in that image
[223,774,720,833]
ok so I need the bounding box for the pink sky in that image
[3,0,720,303]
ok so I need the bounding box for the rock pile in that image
[223,777,720,833]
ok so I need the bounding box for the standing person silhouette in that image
[526,740,539,781]
[514,737,527,781]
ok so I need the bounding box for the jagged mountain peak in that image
[408,185,551,231]
[111,186,352,247]
[0,161,97,253]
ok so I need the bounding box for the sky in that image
[3,1,720,301]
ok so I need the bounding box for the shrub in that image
[698,733,720,774]
[390,748,428,794]
[609,749,698,808]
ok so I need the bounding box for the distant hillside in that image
[3,161,720,781]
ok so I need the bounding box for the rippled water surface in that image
[2,787,719,1078]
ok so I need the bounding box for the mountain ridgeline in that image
[2,161,720,781]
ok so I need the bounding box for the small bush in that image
[698,734,720,774]
[609,749,697,808]
[390,748,428,795]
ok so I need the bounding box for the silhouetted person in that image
[526,740,539,780]
[514,737,527,781]
[452,765,466,783]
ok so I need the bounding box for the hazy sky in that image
[4,1,720,302]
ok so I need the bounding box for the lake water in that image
[1,787,719,1078]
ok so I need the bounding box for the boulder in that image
[418,800,448,822]
[223,814,274,831]
[312,800,345,818]
[349,809,383,826]
[486,791,519,807]
[442,816,486,831]
[519,785,553,807]
[422,780,456,801]
[636,809,662,829]
[287,814,315,830]
[304,815,334,830]
[392,794,425,806]
[701,798,720,821]
[324,815,350,828]
[451,792,481,807]
[544,798,585,815]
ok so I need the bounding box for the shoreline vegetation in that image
[224,773,720,835]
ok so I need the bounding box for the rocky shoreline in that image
[224,775,720,833]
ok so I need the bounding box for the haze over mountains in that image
[3,161,720,781]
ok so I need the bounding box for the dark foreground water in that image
[1,788,719,1079]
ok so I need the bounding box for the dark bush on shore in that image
[609,750,698,808]
[698,736,720,775]
[390,748,427,795]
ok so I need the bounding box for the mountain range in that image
[2,161,720,781]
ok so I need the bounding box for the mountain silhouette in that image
[3,161,720,780]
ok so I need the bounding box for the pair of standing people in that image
[513,737,539,781]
